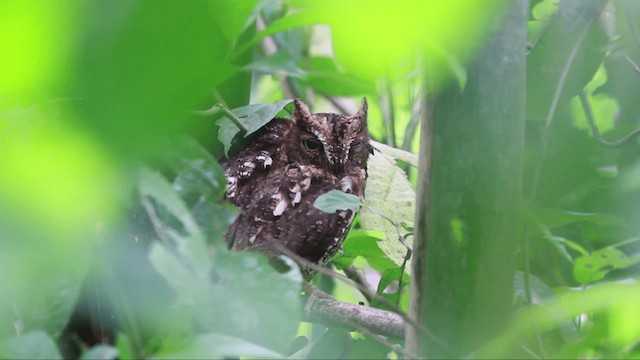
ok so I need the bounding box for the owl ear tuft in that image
[293,99,312,119]
[356,97,368,118]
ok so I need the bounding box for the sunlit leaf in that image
[339,230,397,272]
[360,150,415,267]
[573,247,640,285]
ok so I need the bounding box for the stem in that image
[579,89,640,148]
[379,77,397,147]
[343,265,375,303]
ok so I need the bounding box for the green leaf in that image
[205,252,303,354]
[513,271,555,306]
[513,272,578,339]
[573,247,640,285]
[115,334,133,360]
[0,331,62,360]
[137,167,210,278]
[339,230,398,272]
[217,99,294,156]
[314,190,362,213]
[80,345,118,360]
[157,333,284,359]
[535,208,626,229]
[527,0,607,121]
[360,150,416,267]
[376,267,410,296]
[370,140,418,167]
[307,328,350,360]
[244,50,306,77]
[75,1,234,157]
[148,243,205,304]
[297,56,376,96]
[167,137,228,203]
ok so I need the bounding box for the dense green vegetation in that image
[2,0,640,358]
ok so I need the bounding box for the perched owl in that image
[223,98,372,278]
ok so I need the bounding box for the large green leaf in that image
[80,345,118,360]
[0,331,62,360]
[573,247,640,285]
[74,1,234,157]
[339,230,398,272]
[157,333,284,359]
[360,150,415,267]
[138,167,210,278]
[203,251,303,354]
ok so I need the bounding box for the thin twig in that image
[378,77,397,147]
[343,265,375,303]
[323,94,352,115]
[140,197,169,243]
[625,54,640,78]
[579,89,640,148]
[257,15,301,100]
[401,93,422,151]
[193,104,248,133]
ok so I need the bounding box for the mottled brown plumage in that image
[223,99,371,278]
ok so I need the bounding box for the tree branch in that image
[303,284,405,339]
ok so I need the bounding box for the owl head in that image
[288,98,371,174]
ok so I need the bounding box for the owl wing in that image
[226,163,354,271]
[223,118,291,207]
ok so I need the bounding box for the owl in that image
[223,98,372,279]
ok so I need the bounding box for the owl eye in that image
[302,139,322,150]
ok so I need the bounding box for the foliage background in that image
[1,0,640,358]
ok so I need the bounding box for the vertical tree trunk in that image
[407,2,528,357]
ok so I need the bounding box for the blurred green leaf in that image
[307,328,350,359]
[167,137,228,203]
[314,190,362,213]
[157,332,284,359]
[345,336,391,359]
[513,271,555,306]
[573,247,640,285]
[211,0,261,40]
[535,208,626,229]
[0,331,62,360]
[148,243,205,305]
[81,345,118,360]
[298,56,376,96]
[138,167,210,278]
[206,252,303,354]
[74,1,233,157]
[527,0,607,121]
[245,50,306,76]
